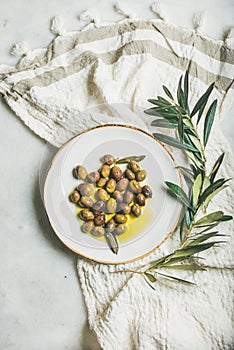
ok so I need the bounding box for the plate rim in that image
[43,124,183,265]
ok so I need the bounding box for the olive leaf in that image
[183,70,189,111]
[190,82,215,117]
[162,264,205,271]
[153,133,198,152]
[188,232,225,246]
[203,99,217,146]
[219,215,233,222]
[192,173,203,207]
[144,272,157,283]
[194,211,224,226]
[165,181,192,208]
[163,85,174,100]
[116,155,145,164]
[105,232,119,254]
[155,271,195,285]
[209,153,225,183]
[203,185,228,210]
[151,119,178,129]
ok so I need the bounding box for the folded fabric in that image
[0,18,233,350]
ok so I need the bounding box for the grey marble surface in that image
[0,1,233,349]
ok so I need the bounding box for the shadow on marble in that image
[81,322,102,350]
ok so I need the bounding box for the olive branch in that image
[119,72,233,286]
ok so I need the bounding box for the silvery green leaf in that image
[144,272,156,283]
[105,232,119,254]
[188,232,222,246]
[151,119,178,129]
[203,99,217,146]
[163,85,174,100]
[190,82,215,117]
[173,242,218,258]
[155,271,195,285]
[116,155,145,164]
[178,115,184,141]
[209,153,225,183]
[163,264,205,271]
[203,185,228,210]
[219,215,233,222]
[201,176,210,193]
[165,181,192,208]
[183,70,189,112]
[199,178,230,203]
[192,173,203,207]
[194,211,224,226]
[153,133,197,152]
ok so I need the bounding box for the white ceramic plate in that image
[44,125,182,264]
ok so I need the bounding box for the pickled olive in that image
[116,178,129,191]
[114,225,128,236]
[106,179,116,193]
[78,183,94,197]
[129,180,142,194]
[135,170,147,182]
[79,209,95,221]
[100,164,111,178]
[136,193,146,206]
[92,200,106,212]
[81,221,94,233]
[112,190,123,203]
[124,190,134,204]
[91,226,105,237]
[97,178,107,187]
[125,169,135,180]
[79,196,94,208]
[127,160,140,173]
[106,198,117,214]
[114,214,128,224]
[142,185,153,198]
[131,203,141,217]
[69,190,80,203]
[105,219,116,233]
[111,166,123,181]
[94,214,105,226]
[97,188,110,201]
[73,165,87,180]
[102,154,116,165]
[87,171,100,183]
[117,203,131,215]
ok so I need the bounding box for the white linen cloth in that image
[0,17,233,350]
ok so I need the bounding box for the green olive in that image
[142,185,153,198]
[136,193,146,206]
[79,196,94,208]
[97,178,107,187]
[92,200,106,212]
[73,165,87,180]
[105,219,116,233]
[131,204,141,217]
[106,198,117,214]
[125,169,135,180]
[123,190,134,204]
[105,179,116,193]
[114,225,128,236]
[87,171,100,183]
[69,190,80,203]
[111,166,123,181]
[79,209,95,221]
[127,160,140,173]
[112,190,123,203]
[101,154,116,165]
[117,203,131,214]
[97,188,110,201]
[91,226,105,237]
[94,214,106,226]
[135,170,147,182]
[100,164,111,178]
[81,221,94,233]
[116,178,129,191]
[129,180,142,194]
[78,183,94,197]
[114,214,128,224]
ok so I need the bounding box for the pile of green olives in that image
[69,154,153,238]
